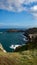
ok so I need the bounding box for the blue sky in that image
[0,0,37,28]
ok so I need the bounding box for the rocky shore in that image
[0,43,6,53]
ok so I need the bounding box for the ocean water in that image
[0,32,26,52]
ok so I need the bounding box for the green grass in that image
[0,49,37,65]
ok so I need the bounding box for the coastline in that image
[0,43,6,53]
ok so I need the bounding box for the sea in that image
[0,29,27,52]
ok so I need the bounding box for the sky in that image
[0,0,37,28]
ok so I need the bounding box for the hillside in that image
[0,49,37,65]
[24,28,37,34]
[0,41,37,65]
[0,40,37,65]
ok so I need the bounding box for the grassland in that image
[0,49,37,65]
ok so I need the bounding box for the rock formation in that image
[0,43,6,53]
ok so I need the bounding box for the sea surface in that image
[0,30,27,52]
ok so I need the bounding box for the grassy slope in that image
[0,49,37,65]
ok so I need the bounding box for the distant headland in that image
[6,29,25,32]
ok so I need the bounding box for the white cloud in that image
[24,0,37,4]
[0,0,37,17]
[30,5,37,12]
[0,0,26,12]
[29,5,37,18]
[0,0,37,12]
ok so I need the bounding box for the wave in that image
[23,38,28,42]
[10,45,21,50]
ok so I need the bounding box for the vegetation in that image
[24,28,37,34]
[14,35,37,52]
[0,38,37,65]
[0,49,37,65]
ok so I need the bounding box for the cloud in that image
[24,0,37,4]
[0,0,37,12]
[29,5,37,18]
[0,0,26,12]
[0,0,37,17]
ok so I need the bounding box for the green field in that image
[0,49,37,65]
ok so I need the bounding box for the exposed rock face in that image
[28,34,37,42]
[24,28,37,42]
[0,43,6,53]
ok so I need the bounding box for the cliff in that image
[0,43,6,53]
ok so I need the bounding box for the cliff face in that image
[24,28,37,42]
[0,43,6,53]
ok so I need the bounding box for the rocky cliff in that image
[0,43,6,53]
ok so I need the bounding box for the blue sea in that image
[0,29,26,52]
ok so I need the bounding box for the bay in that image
[0,32,26,52]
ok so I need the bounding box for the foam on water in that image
[10,45,21,50]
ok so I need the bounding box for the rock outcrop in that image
[0,43,6,53]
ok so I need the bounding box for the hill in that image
[0,49,37,65]
[0,41,37,65]
[24,28,37,34]
[6,29,25,32]
[23,28,37,42]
